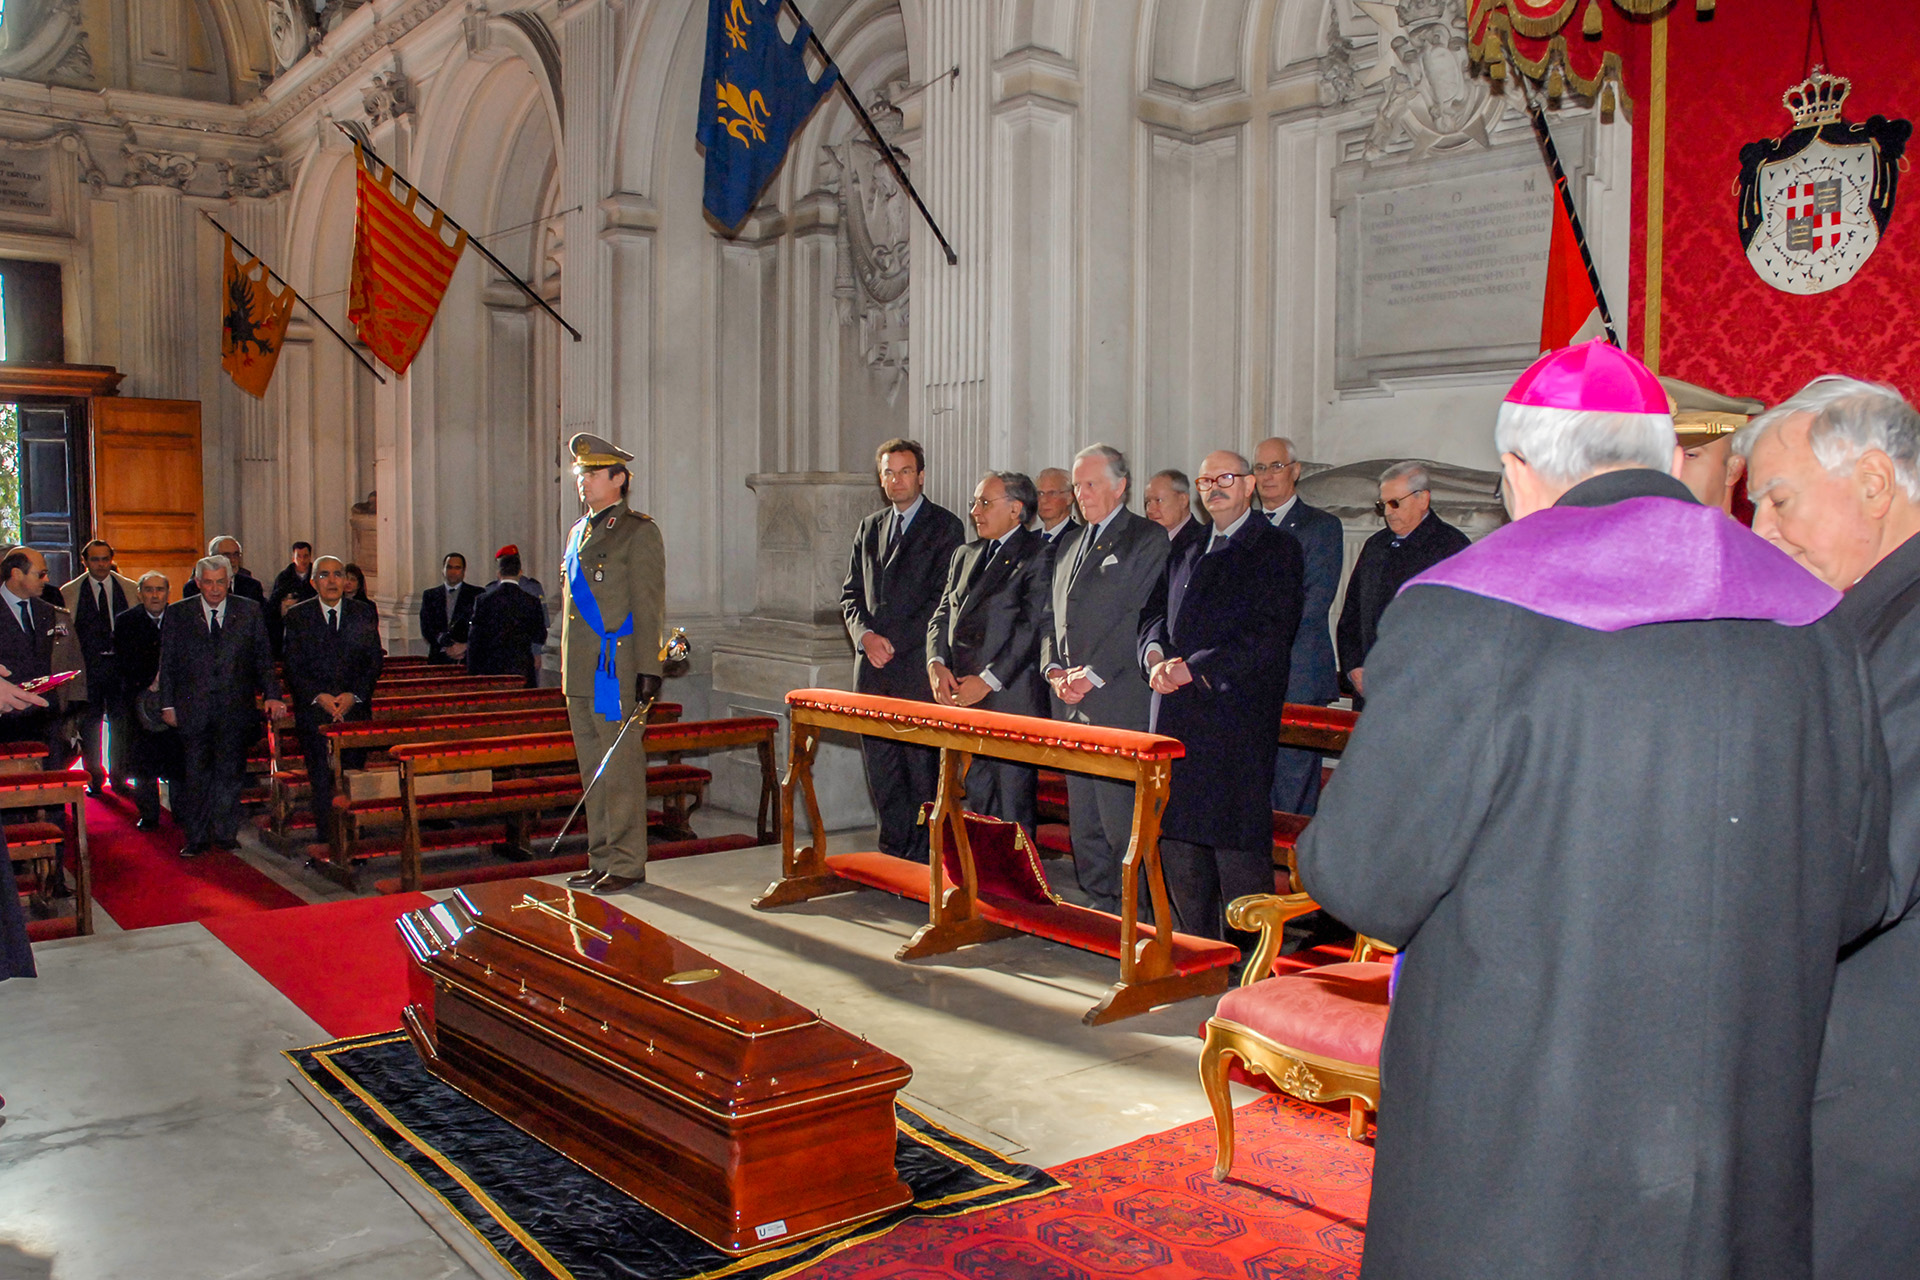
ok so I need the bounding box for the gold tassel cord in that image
[1583,0,1605,38]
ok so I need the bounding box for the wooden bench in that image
[0,742,51,776]
[384,716,781,892]
[1031,703,1358,887]
[755,689,1237,1025]
[1,768,92,938]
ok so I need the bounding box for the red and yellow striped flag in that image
[347,143,467,375]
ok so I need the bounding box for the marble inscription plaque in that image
[1357,176,1551,356]
[0,149,53,216]
[1333,133,1587,391]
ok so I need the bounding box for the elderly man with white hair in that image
[1292,340,1889,1280]
[1738,374,1920,1278]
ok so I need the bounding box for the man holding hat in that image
[466,544,549,687]
[560,434,666,896]
[1293,340,1890,1279]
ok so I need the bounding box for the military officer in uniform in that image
[559,434,666,896]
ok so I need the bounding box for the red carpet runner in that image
[86,793,303,928]
[207,892,430,1037]
[797,1094,1370,1279]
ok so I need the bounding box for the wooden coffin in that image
[397,879,913,1254]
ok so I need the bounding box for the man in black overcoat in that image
[926,471,1051,835]
[1294,341,1891,1280]
[466,549,549,687]
[841,439,965,862]
[1336,460,1470,708]
[1040,445,1169,913]
[112,572,173,829]
[418,553,480,664]
[283,557,383,838]
[159,555,286,858]
[266,541,317,657]
[1740,376,1920,1278]
[1140,450,1300,944]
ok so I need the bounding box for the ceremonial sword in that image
[546,628,690,857]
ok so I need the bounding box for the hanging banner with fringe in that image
[220,233,296,399]
[1468,0,1713,112]
[348,142,468,375]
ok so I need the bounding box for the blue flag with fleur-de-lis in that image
[697,0,839,231]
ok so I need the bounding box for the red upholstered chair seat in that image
[1214,961,1392,1067]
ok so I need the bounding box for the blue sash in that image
[565,523,635,722]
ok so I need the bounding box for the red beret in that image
[495,544,518,559]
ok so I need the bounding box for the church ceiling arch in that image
[1142,0,1256,98]
[995,0,1081,64]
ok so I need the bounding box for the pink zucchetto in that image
[1505,339,1668,415]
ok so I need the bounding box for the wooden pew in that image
[0,768,92,937]
[385,717,781,892]
[754,690,1236,1025]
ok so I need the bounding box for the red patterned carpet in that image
[796,1095,1371,1279]
[86,792,304,928]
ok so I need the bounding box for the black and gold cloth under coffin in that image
[288,1032,1064,1280]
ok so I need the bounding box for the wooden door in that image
[90,398,203,597]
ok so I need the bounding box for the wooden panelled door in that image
[91,399,203,597]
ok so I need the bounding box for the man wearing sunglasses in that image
[1335,461,1470,709]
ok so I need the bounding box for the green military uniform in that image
[561,434,666,881]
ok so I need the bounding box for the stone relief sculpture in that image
[220,154,290,198]
[821,90,911,407]
[267,0,313,71]
[0,0,94,83]
[121,131,198,188]
[362,71,414,125]
[1322,0,1508,161]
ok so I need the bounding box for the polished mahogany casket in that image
[397,879,913,1254]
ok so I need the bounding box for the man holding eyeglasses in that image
[1252,437,1341,816]
[843,438,965,863]
[928,471,1051,834]
[1141,451,1301,944]
[1040,443,1169,912]
[1336,461,1470,709]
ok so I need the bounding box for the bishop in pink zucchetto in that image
[1290,338,1892,1280]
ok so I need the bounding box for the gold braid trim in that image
[1471,11,1633,116]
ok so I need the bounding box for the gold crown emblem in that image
[1783,66,1851,130]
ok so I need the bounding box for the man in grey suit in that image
[159,556,286,857]
[927,471,1052,835]
[1040,444,1170,913]
[1253,436,1340,815]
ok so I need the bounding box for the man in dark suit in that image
[1040,444,1171,913]
[841,438,965,862]
[59,540,136,793]
[466,548,549,687]
[1145,469,1208,559]
[927,471,1051,834]
[0,547,75,759]
[1337,461,1471,710]
[1252,436,1341,815]
[419,552,480,663]
[183,536,266,605]
[266,541,317,657]
[283,557,382,838]
[112,572,173,829]
[1034,467,1078,547]
[159,555,286,857]
[1142,449,1302,943]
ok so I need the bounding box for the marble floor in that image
[0,837,1260,1279]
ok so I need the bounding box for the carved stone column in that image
[707,473,880,825]
[555,0,615,475]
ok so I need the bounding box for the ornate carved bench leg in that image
[896,915,1018,960]
[1081,964,1231,1026]
[754,723,854,909]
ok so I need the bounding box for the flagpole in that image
[1508,58,1619,347]
[781,0,959,267]
[333,123,584,342]
[202,211,389,385]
